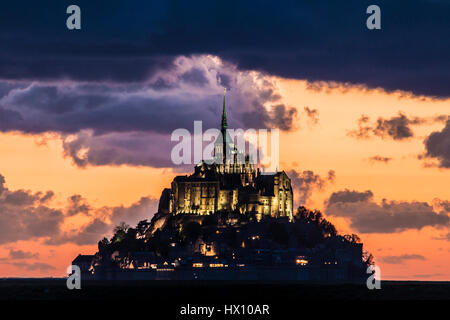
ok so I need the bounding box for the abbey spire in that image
[220,88,228,164]
[221,88,228,131]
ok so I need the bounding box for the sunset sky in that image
[0,1,449,280]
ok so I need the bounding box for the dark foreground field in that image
[1,279,449,300]
[0,279,448,317]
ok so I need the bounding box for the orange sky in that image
[0,78,449,280]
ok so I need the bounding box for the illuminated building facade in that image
[165,93,293,220]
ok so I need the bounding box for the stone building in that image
[164,93,293,220]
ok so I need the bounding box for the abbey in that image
[160,93,293,220]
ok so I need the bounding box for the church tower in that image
[214,88,234,166]
[221,88,228,164]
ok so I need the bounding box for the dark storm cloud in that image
[0,56,296,136]
[180,68,209,86]
[424,120,450,168]
[380,254,426,264]
[325,189,450,233]
[348,113,448,141]
[0,55,297,168]
[0,1,448,97]
[0,83,217,135]
[288,169,335,206]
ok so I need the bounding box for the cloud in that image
[424,120,450,168]
[0,56,296,135]
[62,130,178,168]
[40,191,55,203]
[380,254,426,264]
[374,114,414,140]
[368,155,392,164]
[412,273,442,279]
[326,189,373,205]
[0,175,6,195]
[66,195,91,216]
[8,249,39,260]
[109,197,159,226]
[432,199,450,214]
[46,196,159,246]
[325,189,450,233]
[348,113,448,141]
[0,56,298,169]
[0,174,64,244]
[12,261,56,272]
[432,232,450,241]
[303,107,319,126]
[0,173,158,246]
[0,1,449,98]
[288,169,335,206]
[348,113,413,140]
[45,218,111,246]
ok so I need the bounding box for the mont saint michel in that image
[71,95,371,282]
[163,94,293,219]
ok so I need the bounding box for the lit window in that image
[295,258,309,266]
[209,263,224,268]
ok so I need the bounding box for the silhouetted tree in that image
[98,237,110,254]
[344,234,361,244]
[111,222,130,243]
[363,250,375,266]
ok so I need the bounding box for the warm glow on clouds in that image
[0,58,449,280]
